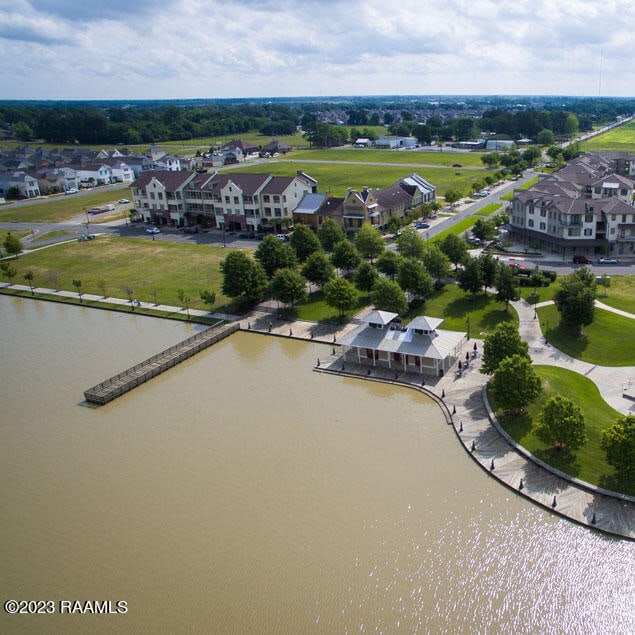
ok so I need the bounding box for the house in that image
[398,173,436,205]
[0,171,41,198]
[509,152,635,258]
[485,139,515,151]
[262,140,292,155]
[293,193,329,229]
[374,136,418,149]
[338,311,466,377]
[35,167,79,194]
[354,138,371,147]
[220,140,260,163]
[75,163,113,186]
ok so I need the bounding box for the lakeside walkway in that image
[2,283,633,538]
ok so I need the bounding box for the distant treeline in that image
[0,96,633,146]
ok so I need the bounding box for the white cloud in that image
[1,0,633,99]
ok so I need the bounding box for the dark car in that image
[415,222,430,229]
[183,226,199,234]
[573,255,591,264]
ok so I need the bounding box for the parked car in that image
[146,227,160,234]
[598,257,619,264]
[65,188,78,195]
[572,255,592,264]
[275,234,289,241]
[118,198,130,204]
[467,237,481,246]
[415,222,430,229]
[183,226,199,234]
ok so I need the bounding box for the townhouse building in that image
[509,152,635,259]
[0,171,41,198]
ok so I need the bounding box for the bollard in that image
[441,389,445,399]
[289,328,292,336]
[519,478,524,491]
[248,322,251,330]
[459,420,463,432]
[316,358,320,367]
[333,335,336,343]
[452,404,456,415]
[591,512,597,525]
[394,372,399,379]
[310,332,314,339]
[332,347,336,355]
[367,368,371,375]
[552,496,557,508]
[490,459,495,471]
[471,440,476,452]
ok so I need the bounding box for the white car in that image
[118,198,130,204]
[146,227,160,234]
[598,257,618,264]
[65,188,78,195]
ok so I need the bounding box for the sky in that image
[1,0,634,101]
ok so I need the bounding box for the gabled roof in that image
[374,183,411,209]
[363,310,398,326]
[408,316,443,331]
[294,192,327,215]
[262,176,295,195]
[132,170,195,190]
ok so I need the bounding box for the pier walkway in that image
[84,321,238,404]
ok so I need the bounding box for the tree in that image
[440,233,468,270]
[331,239,361,274]
[0,261,17,284]
[220,250,268,303]
[355,261,378,292]
[371,278,408,315]
[554,270,595,335]
[489,354,542,415]
[3,232,22,259]
[537,129,555,146]
[471,218,497,241]
[535,395,587,452]
[601,415,635,480]
[494,263,518,310]
[421,245,451,285]
[270,267,307,308]
[13,120,34,141]
[481,322,530,375]
[443,189,462,207]
[72,279,83,303]
[23,270,35,295]
[323,277,358,319]
[199,289,216,311]
[354,222,384,263]
[396,227,425,259]
[317,218,346,252]
[302,252,334,291]
[397,258,434,303]
[255,235,297,277]
[457,257,483,297]
[481,152,501,168]
[376,250,402,280]
[289,224,321,263]
[479,253,498,289]
[597,274,611,297]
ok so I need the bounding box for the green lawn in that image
[0,236,231,311]
[594,275,635,314]
[232,162,484,198]
[492,365,631,495]
[581,120,635,152]
[474,203,502,216]
[294,289,370,323]
[429,217,477,243]
[537,303,635,366]
[0,190,130,224]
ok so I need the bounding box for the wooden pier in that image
[84,321,239,405]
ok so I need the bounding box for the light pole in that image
[466,314,471,340]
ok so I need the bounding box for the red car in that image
[573,255,592,264]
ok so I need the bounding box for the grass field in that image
[537,303,635,366]
[595,275,635,314]
[1,236,231,310]
[474,203,503,216]
[0,189,130,223]
[233,161,483,197]
[295,289,370,323]
[493,365,631,495]
[581,120,635,152]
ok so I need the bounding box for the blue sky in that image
[1,0,633,100]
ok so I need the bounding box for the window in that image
[225,196,230,204]
[539,222,546,230]
[158,192,163,200]
[584,228,592,236]
[585,214,593,223]
[263,195,270,202]
[568,227,581,236]
[234,196,239,204]
[540,209,546,217]
[528,219,534,227]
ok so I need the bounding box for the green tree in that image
[317,218,346,252]
[270,267,307,308]
[302,252,334,291]
[289,224,321,263]
[440,233,468,270]
[323,277,358,319]
[376,250,402,280]
[397,258,434,303]
[220,250,268,303]
[3,233,22,259]
[421,245,451,285]
[396,227,425,259]
[13,120,34,141]
[72,279,83,303]
[457,257,483,297]
[535,395,587,453]
[443,189,462,207]
[489,354,542,415]
[554,270,596,335]
[479,253,498,289]
[371,278,408,315]
[494,263,518,310]
[23,270,35,295]
[481,152,501,168]
[601,415,635,480]
[354,222,384,263]
[355,261,378,292]
[481,322,530,375]
[537,129,555,146]
[471,218,497,241]
[199,289,216,311]
[255,235,297,277]
[0,261,17,284]
[331,239,361,274]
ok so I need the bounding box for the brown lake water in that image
[1,296,633,634]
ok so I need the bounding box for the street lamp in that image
[466,314,471,340]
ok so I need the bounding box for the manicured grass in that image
[537,303,635,366]
[492,365,631,495]
[500,191,513,201]
[1,229,32,244]
[289,148,488,167]
[522,283,559,304]
[294,289,370,323]
[429,217,477,243]
[581,120,635,152]
[29,230,75,243]
[474,203,502,216]
[517,176,539,190]
[0,189,130,223]
[0,236,231,311]
[594,275,635,314]
[232,162,483,198]
[407,283,517,334]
